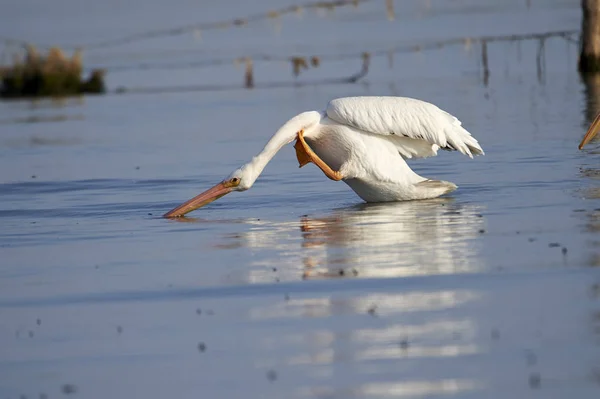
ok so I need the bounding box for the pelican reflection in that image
[298,199,486,279]
[213,198,486,283]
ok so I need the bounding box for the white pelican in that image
[164,96,484,218]
[579,113,600,149]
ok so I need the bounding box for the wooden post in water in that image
[580,0,600,73]
[582,73,600,122]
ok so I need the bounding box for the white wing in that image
[326,96,484,159]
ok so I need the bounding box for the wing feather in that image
[326,96,484,159]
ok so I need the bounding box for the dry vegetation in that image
[0,45,105,98]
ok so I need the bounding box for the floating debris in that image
[386,0,395,21]
[491,328,500,340]
[291,56,309,77]
[293,5,303,17]
[443,211,462,216]
[525,350,537,366]
[399,339,409,350]
[528,372,541,389]
[548,242,561,248]
[266,370,277,382]
[592,283,600,298]
[193,29,202,41]
[61,384,77,395]
[481,40,489,86]
[244,57,254,88]
[198,342,207,352]
[464,37,473,52]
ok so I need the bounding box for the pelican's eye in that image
[229,177,241,186]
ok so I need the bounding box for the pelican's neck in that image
[245,111,322,184]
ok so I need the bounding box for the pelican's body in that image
[164,96,484,217]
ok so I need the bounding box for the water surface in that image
[2,1,600,398]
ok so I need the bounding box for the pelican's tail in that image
[444,118,485,159]
[414,179,457,199]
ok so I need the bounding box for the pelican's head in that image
[163,163,259,218]
[163,110,323,218]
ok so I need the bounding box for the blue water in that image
[2,1,600,398]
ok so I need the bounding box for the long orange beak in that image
[163,182,233,218]
[579,113,600,150]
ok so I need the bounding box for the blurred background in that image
[1,0,581,93]
[2,1,600,399]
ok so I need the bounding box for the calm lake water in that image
[2,0,600,398]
